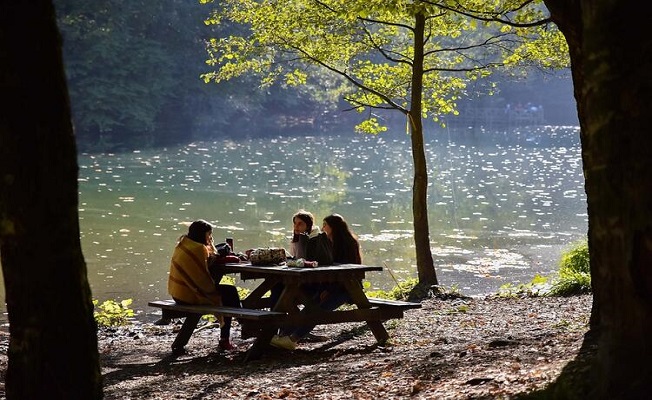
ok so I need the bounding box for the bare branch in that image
[358,21,413,67]
[282,41,409,114]
[419,0,552,28]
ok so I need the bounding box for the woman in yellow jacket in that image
[168,219,240,350]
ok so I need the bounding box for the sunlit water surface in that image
[0,127,587,322]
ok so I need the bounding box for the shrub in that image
[548,240,591,296]
[497,274,551,298]
[495,239,592,298]
[364,277,419,300]
[93,298,135,327]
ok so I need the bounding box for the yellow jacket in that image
[167,235,222,306]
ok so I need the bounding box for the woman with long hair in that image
[321,213,362,264]
[167,219,241,351]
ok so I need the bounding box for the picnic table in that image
[150,262,421,361]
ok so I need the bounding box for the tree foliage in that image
[202,0,567,131]
[56,0,180,149]
[47,0,570,153]
[201,0,568,285]
[52,0,351,152]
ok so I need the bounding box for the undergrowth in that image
[497,239,591,298]
[93,298,135,327]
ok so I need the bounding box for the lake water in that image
[0,126,587,322]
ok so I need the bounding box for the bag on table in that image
[214,242,232,257]
[306,232,334,265]
[249,247,288,265]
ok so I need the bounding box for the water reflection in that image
[0,127,587,321]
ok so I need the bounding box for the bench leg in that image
[341,279,391,345]
[172,314,201,354]
[154,309,174,325]
[367,321,390,344]
[244,326,277,362]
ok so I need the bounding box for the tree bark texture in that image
[409,13,438,286]
[546,0,652,397]
[0,1,103,399]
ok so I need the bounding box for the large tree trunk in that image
[409,13,438,287]
[545,0,652,397]
[0,1,103,399]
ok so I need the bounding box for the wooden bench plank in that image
[149,299,287,355]
[148,299,285,320]
[367,297,422,309]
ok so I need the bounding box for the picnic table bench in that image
[367,297,422,309]
[148,299,286,355]
[150,263,421,360]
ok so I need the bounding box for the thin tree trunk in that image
[409,12,437,286]
[0,1,103,398]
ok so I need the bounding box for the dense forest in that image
[55,0,577,153]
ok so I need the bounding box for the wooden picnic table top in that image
[221,262,382,273]
[219,262,382,283]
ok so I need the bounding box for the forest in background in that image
[55,0,578,153]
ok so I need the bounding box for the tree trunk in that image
[0,1,103,399]
[545,0,652,397]
[409,13,438,286]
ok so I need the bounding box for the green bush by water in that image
[364,277,419,300]
[498,239,591,297]
[497,274,551,298]
[549,240,591,296]
[93,299,135,327]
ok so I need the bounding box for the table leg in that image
[242,277,281,309]
[244,325,277,362]
[341,279,390,344]
[238,277,283,340]
[274,284,320,313]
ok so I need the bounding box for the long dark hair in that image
[187,219,213,244]
[323,213,361,264]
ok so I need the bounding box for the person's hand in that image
[208,240,218,255]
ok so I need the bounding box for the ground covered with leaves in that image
[82,294,591,399]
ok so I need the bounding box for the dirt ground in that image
[76,294,592,399]
[0,294,592,399]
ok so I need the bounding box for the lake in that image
[0,126,587,322]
